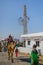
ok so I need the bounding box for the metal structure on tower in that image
[19,5,29,34]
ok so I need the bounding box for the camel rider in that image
[7,40,15,63]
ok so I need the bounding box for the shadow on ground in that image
[18,57,43,65]
[19,57,30,62]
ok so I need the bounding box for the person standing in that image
[30,44,39,65]
[15,46,18,57]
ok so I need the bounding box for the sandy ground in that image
[0,52,43,65]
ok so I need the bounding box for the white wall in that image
[18,47,32,54]
[40,41,43,55]
[18,39,43,55]
[30,40,36,47]
[18,40,36,54]
[25,39,36,48]
[40,41,43,49]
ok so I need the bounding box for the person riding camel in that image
[7,35,16,63]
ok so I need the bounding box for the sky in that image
[0,0,43,40]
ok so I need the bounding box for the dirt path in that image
[0,52,43,65]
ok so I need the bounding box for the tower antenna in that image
[19,5,29,34]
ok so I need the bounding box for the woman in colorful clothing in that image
[30,44,39,65]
